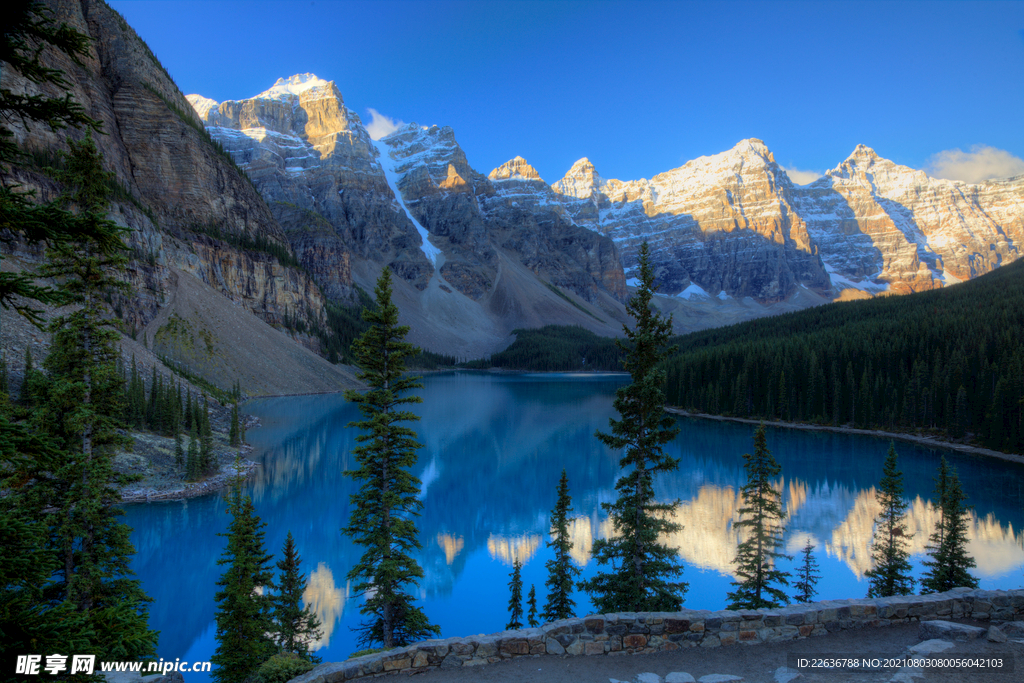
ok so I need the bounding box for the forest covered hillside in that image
[662,258,1024,453]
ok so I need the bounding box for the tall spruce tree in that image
[34,132,157,659]
[542,469,580,621]
[506,559,524,630]
[921,457,979,593]
[864,444,915,597]
[526,585,539,628]
[186,422,200,481]
[579,242,687,612]
[342,267,438,648]
[212,459,276,683]
[229,401,240,446]
[726,424,791,609]
[199,398,214,475]
[174,424,184,468]
[793,542,821,603]
[271,531,322,661]
[0,5,142,671]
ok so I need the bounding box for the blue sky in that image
[109,0,1024,185]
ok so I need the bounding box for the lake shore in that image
[118,457,260,504]
[665,407,1024,466]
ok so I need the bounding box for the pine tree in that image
[212,459,276,683]
[506,559,523,630]
[174,424,184,468]
[199,395,214,474]
[342,267,438,648]
[542,469,580,621]
[187,422,200,481]
[579,242,687,612]
[527,585,539,628]
[726,424,791,609]
[271,531,322,661]
[921,457,979,593]
[29,131,158,660]
[229,401,240,446]
[0,6,136,673]
[147,366,158,429]
[793,542,821,603]
[864,444,915,597]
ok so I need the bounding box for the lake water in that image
[124,371,1024,678]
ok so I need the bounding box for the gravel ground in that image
[412,620,1022,683]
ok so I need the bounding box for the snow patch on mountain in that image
[678,283,710,300]
[823,262,889,293]
[254,73,333,101]
[185,94,219,120]
[371,137,442,265]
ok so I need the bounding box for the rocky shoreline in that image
[664,408,1024,467]
[118,455,260,504]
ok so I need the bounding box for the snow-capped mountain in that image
[188,75,627,357]
[538,139,1024,301]
[187,73,1024,350]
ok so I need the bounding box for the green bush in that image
[252,653,316,683]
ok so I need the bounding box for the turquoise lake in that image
[124,372,1024,678]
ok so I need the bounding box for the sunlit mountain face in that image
[124,373,1024,680]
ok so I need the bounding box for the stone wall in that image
[290,588,1024,682]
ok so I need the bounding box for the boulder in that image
[986,626,1007,643]
[918,620,986,641]
[907,639,954,654]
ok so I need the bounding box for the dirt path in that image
[413,621,1022,683]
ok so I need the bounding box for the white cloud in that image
[364,108,407,140]
[925,145,1024,183]
[784,166,822,185]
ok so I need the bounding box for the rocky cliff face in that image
[4,0,328,331]
[793,145,1024,295]
[189,78,629,355]
[543,139,1024,302]
[1,0,355,393]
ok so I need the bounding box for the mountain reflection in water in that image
[124,372,1024,680]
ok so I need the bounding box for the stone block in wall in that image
[607,621,629,636]
[544,620,575,637]
[665,618,691,633]
[473,636,500,659]
[585,617,605,633]
[381,657,410,672]
[439,653,462,669]
[545,638,565,655]
[720,632,737,646]
[701,635,721,648]
[498,638,529,656]
[623,634,648,649]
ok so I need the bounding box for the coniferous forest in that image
[466,325,624,371]
[662,258,1024,452]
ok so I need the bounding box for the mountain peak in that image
[552,158,606,199]
[489,156,543,182]
[254,73,335,101]
[731,138,775,163]
[850,144,880,160]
